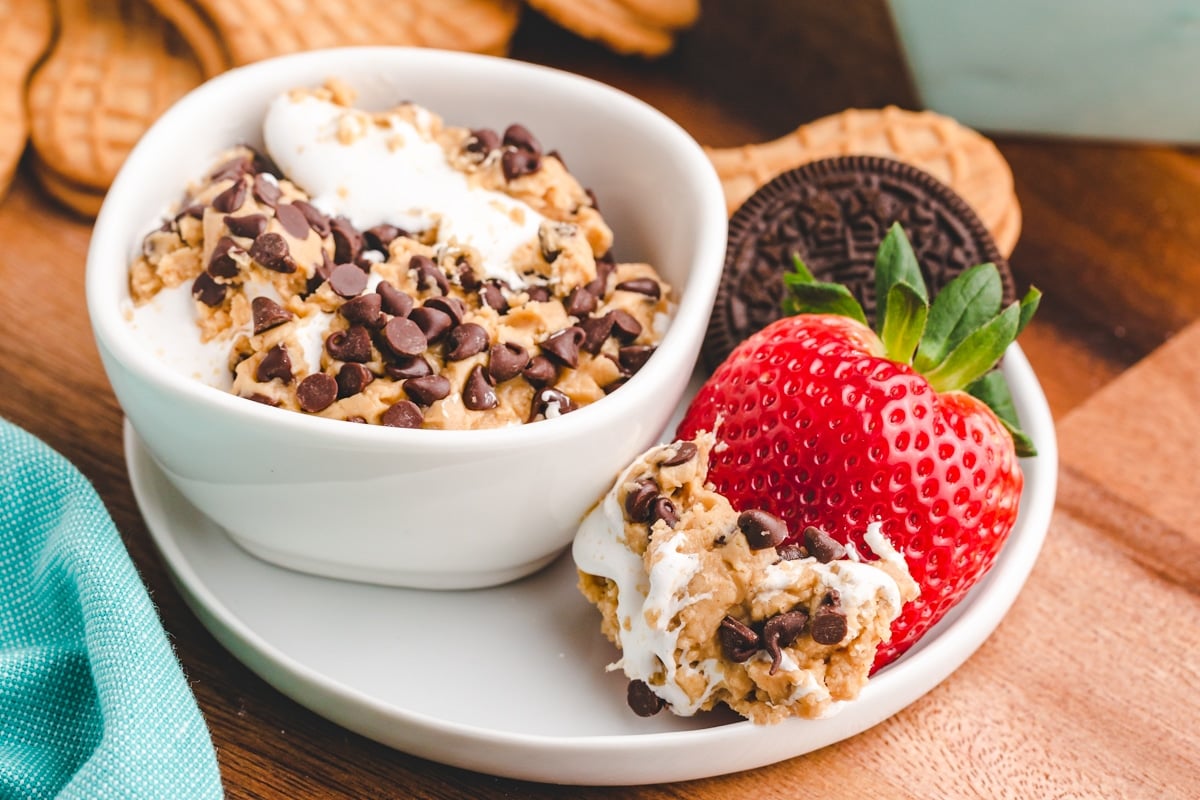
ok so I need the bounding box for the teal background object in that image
[888,0,1200,142]
[0,419,223,799]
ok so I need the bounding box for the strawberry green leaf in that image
[924,302,1020,393]
[783,253,869,324]
[879,282,928,364]
[968,370,1037,457]
[875,223,928,339]
[913,263,1003,373]
[1017,285,1042,337]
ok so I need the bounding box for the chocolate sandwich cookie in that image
[704,155,1014,371]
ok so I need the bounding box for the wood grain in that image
[1,0,1198,797]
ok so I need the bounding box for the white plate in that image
[126,348,1058,786]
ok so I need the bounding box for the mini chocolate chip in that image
[211,179,247,213]
[296,373,337,412]
[404,374,451,406]
[521,355,557,386]
[479,280,509,314]
[579,314,615,354]
[608,309,643,343]
[330,216,363,264]
[256,345,293,383]
[242,393,278,407]
[209,155,249,183]
[410,255,449,296]
[624,479,658,523]
[763,610,811,674]
[340,293,384,328]
[325,326,373,363]
[251,296,293,334]
[251,174,281,207]
[618,345,655,374]
[381,400,423,428]
[804,526,847,564]
[585,257,615,296]
[616,277,662,299]
[423,295,466,325]
[455,258,480,291]
[306,253,333,294]
[384,356,433,380]
[376,281,413,317]
[274,203,312,239]
[332,363,372,399]
[444,322,489,361]
[248,148,281,177]
[328,262,368,298]
[738,509,789,550]
[293,200,331,237]
[501,149,541,182]
[191,272,226,306]
[525,285,551,303]
[540,326,586,368]
[660,441,698,467]
[502,123,541,155]
[465,127,500,156]
[225,213,268,239]
[207,236,241,278]
[811,602,848,646]
[249,232,295,273]
[718,616,760,662]
[776,544,806,561]
[626,679,664,718]
[529,387,576,422]
[364,224,405,251]
[462,365,498,410]
[649,496,678,528]
[381,316,428,357]
[408,306,453,343]
[487,342,528,383]
[564,286,596,317]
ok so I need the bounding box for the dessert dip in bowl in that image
[86,47,726,589]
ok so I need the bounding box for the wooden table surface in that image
[2,1,1198,797]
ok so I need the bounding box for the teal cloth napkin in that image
[0,419,223,799]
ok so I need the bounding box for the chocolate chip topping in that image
[251,296,293,334]
[423,295,466,325]
[520,355,557,387]
[776,543,806,561]
[811,592,848,645]
[803,526,847,564]
[501,149,541,182]
[251,174,281,207]
[618,345,655,375]
[256,344,293,384]
[336,362,375,398]
[465,127,500,156]
[564,286,596,317]
[707,155,1014,370]
[462,365,498,410]
[328,262,368,298]
[648,496,678,528]
[737,509,789,550]
[762,610,811,674]
[211,179,247,213]
[363,224,405,251]
[243,393,279,406]
[296,372,337,412]
[539,326,586,368]
[325,326,373,363]
[454,259,480,292]
[579,314,615,355]
[384,356,433,380]
[525,285,551,303]
[718,616,760,662]
[381,400,423,428]
[530,387,576,421]
[615,277,662,299]
[274,202,312,239]
[623,478,658,523]
[377,281,413,317]
[444,322,489,361]
[207,236,241,278]
[404,374,451,406]
[210,155,250,183]
[585,256,615,296]
[479,280,509,314]
[408,306,453,343]
[626,679,665,718]
[191,272,225,307]
[249,232,295,273]
[340,293,384,328]
[503,124,542,155]
[225,213,268,239]
[410,255,449,296]
[660,441,698,467]
[608,309,643,343]
[293,200,331,237]
[330,216,363,264]
[487,342,529,383]
[381,317,428,357]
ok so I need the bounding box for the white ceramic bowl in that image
[87,48,727,589]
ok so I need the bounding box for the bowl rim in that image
[86,46,728,454]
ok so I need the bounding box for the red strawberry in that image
[677,224,1040,670]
